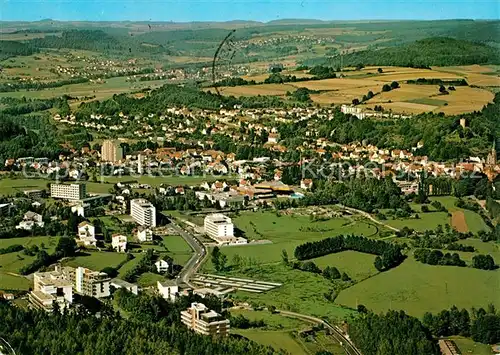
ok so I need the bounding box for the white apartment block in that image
[101,140,123,163]
[130,198,156,227]
[181,302,230,336]
[204,214,247,245]
[157,281,178,302]
[137,226,153,242]
[78,222,97,246]
[111,234,127,253]
[74,266,110,298]
[50,183,86,201]
[29,270,73,312]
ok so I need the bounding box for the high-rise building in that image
[181,302,230,336]
[50,183,86,200]
[130,198,156,227]
[101,140,123,162]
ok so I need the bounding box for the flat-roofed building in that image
[110,278,138,295]
[203,214,246,245]
[50,183,86,201]
[101,140,123,163]
[130,198,156,227]
[181,302,230,336]
[29,270,73,312]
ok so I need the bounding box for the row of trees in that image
[294,234,405,271]
[423,305,500,344]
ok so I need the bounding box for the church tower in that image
[486,140,497,166]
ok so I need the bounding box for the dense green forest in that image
[348,310,440,355]
[0,40,39,60]
[304,38,500,67]
[0,298,277,355]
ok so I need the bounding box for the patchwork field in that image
[220,65,496,115]
[335,256,500,317]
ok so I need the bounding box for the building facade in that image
[111,234,127,253]
[101,140,123,163]
[180,302,230,336]
[74,266,110,298]
[50,183,86,201]
[204,214,235,242]
[130,198,156,227]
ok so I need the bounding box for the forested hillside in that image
[0,40,39,60]
[337,38,500,67]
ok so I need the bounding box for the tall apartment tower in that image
[101,140,123,162]
[130,198,156,227]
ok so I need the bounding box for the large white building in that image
[204,214,246,245]
[50,183,86,201]
[29,270,73,312]
[130,198,156,227]
[181,302,230,336]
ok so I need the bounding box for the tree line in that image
[294,234,405,272]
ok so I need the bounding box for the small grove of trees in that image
[211,246,228,272]
[19,237,77,275]
[413,249,466,267]
[294,235,405,272]
[382,81,400,92]
[472,254,497,270]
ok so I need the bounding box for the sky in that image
[0,0,499,22]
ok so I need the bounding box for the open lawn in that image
[380,196,489,233]
[223,264,356,322]
[311,251,378,281]
[63,251,128,271]
[335,256,500,317]
[137,272,165,287]
[235,329,308,355]
[0,274,31,291]
[448,336,494,355]
[161,235,193,266]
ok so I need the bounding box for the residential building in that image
[137,226,153,242]
[110,278,138,295]
[181,302,230,336]
[50,183,86,201]
[157,280,178,302]
[155,258,170,273]
[74,266,110,298]
[111,234,127,253]
[16,211,44,230]
[0,203,13,216]
[29,270,73,312]
[78,221,97,246]
[101,140,123,162]
[23,189,43,199]
[130,198,156,227]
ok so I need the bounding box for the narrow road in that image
[278,310,362,355]
[168,221,207,288]
[337,204,400,233]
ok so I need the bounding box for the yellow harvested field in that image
[364,101,437,114]
[368,84,437,103]
[371,71,464,82]
[437,87,494,114]
[291,78,384,90]
[216,83,296,96]
[241,71,313,82]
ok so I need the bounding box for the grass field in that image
[381,196,489,233]
[335,256,500,317]
[0,236,58,290]
[161,235,193,265]
[449,336,494,355]
[311,251,378,281]
[63,251,128,271]
[230,309,347,354]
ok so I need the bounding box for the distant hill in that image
[338,37,500,67]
